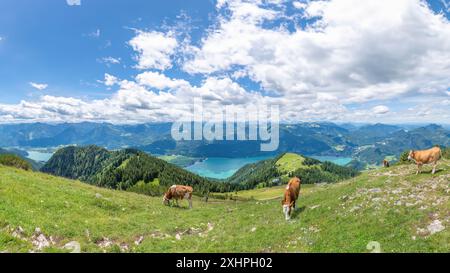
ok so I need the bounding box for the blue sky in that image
[0,0,449,124]
[0,0,216,102]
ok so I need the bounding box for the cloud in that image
[88,29,101,38]
[136,71,189,90]
[292,1,307,10]
[129,30,178,70]
[29,82,48,90]
[103,74,119,87]
[185,0,450,105]
[372,105,390,115]
[98,56,121,66]
[1,0,450,124]
[66,0,81,6]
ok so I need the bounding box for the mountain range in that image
[0,122,448,168]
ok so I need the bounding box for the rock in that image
[369,188,382,193]
[175,234,182,240]
[340,195,349,201]
[95,193,103,199]
[32,233,50,250]
[310,205,321,210]
[251,227,257,232]
[428,213,439,220]
[119,243,129,252]
[366,241,381,253]
[12,226,25,239]
[150,231,171,239]
[207,222,214,232]
[427,220,445,235]
[63,241,81,253]
[308,226,320,233]
[134,236,144,245]
[416,228,430,236]
[31,227,53,250]
[97,237,113,248]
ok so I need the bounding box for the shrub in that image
[0,154,32,171]
[127,180,166,197]
[442,147,450,160]
[303,157,321,166]
[397,151,410,164]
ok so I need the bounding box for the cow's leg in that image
[432,162,437,174]
[283,205,290,221]
[176,199,179,207]
[188,198,192,209]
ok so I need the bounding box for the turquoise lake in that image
[185,155,353,179]
[185,156,274,179]
[310,156,353,166]
[26,151,54,162]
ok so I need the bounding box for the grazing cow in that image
[408,147,442,175]
[282,177,301,221]
[383,160,390,168]
[163,185,193,209]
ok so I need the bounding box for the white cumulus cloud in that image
[103,74,119,87]
[129,30,178,70]
[185,0,450,105]
[136,71,190,90]
[29,82,48,91]
[1,0,450,124]
[372,105,390,115]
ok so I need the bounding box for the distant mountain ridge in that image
[1,122,449,168]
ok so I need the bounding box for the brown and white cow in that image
[163,185,193,209]
[383,160,390,168]
[282,177,301,220]
[408,146,442,175]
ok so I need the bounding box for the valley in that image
[0,158,448,253]
[1,122,448,172]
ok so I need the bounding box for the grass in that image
[232,184,315,200]
[275,153,305,173]
[0,159,449,253]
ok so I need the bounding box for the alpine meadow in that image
[0,0,449,257]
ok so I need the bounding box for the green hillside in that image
[275,152,307,172]
[1,159,448,253]
[41,145,237,194]
[0,154,32,171]
[0,148,42,170]
[226,152,358,188]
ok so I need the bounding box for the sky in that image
[0,0,449,124]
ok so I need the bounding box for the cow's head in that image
[162,193,170,206]
[407,150,415,161]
